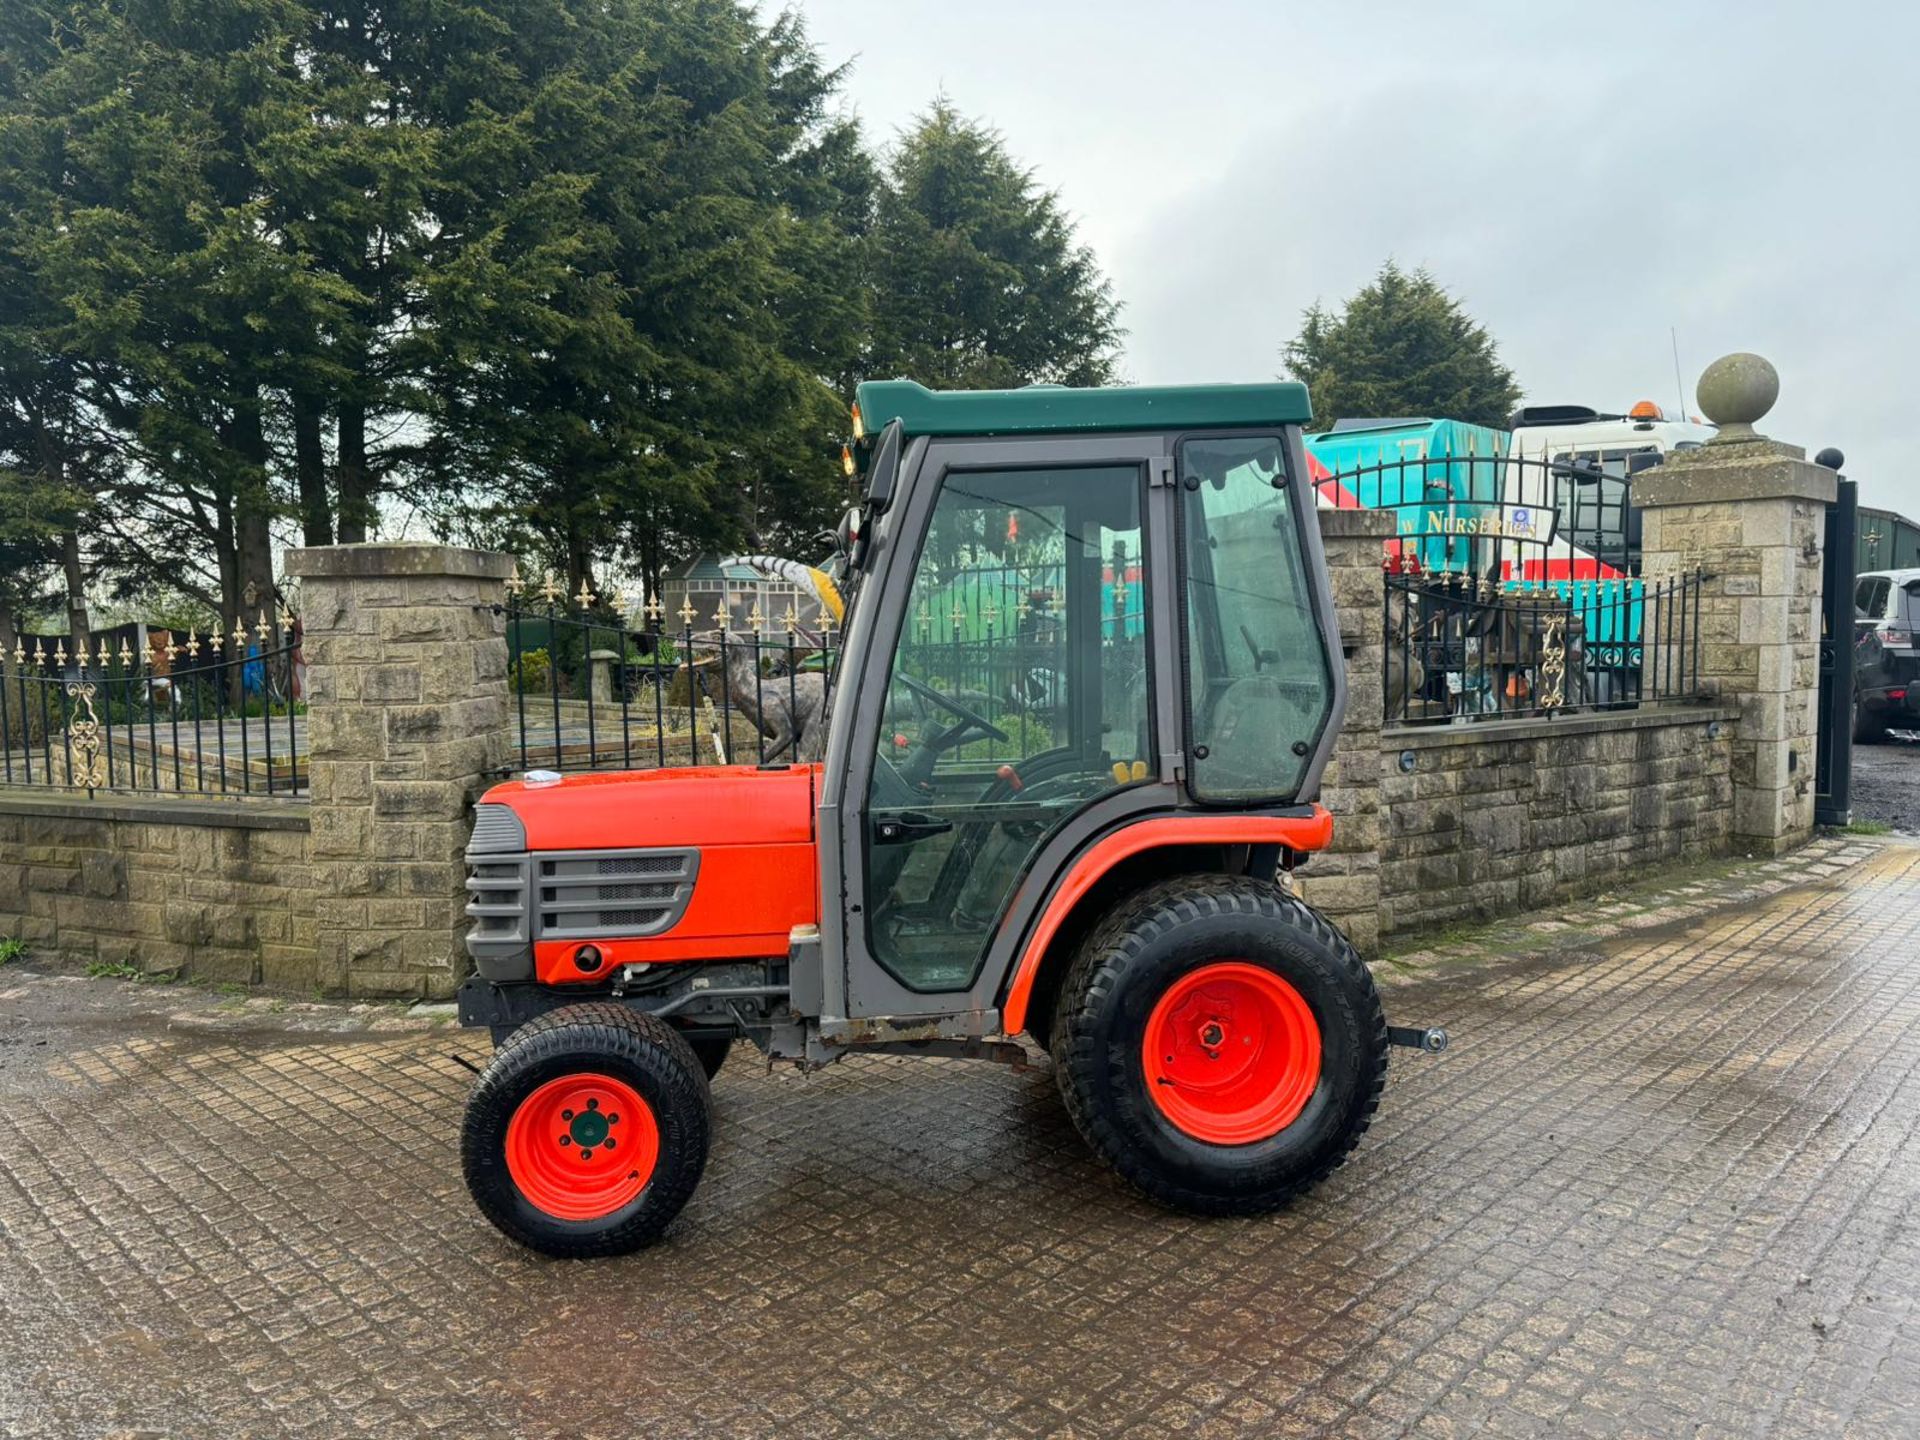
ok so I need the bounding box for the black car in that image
[1854,569,1920,742]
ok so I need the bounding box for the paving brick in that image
[3,842,1918,1436]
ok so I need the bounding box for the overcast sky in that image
[794,0,1918,515]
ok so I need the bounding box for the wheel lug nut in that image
[559,1136,571,1146]
[561,1109,574,1121]
[581,1148,593,1160]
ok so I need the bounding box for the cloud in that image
[801,0,1919,508]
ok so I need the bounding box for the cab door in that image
[817,434,1173,1023]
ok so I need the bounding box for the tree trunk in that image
[337,401,371,543]
[294,391,334,547]
[60,529,90,667]
[230,392,277,710]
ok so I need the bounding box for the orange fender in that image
[998,808,1334,1038]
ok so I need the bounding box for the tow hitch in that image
[1387,1025,1450,1054]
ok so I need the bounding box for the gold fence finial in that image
[646,592,664,623]
[506,566,525,597]
[539,574,561,605]
[575,578,596,610]
[712,597,729,630]
[186,628,201,660]
[678,596,697,627]
[256,609,272,643]
[781,603,799,636]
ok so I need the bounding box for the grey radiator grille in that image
[533,849,700,940]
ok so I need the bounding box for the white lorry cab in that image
[1505,401,1717,578]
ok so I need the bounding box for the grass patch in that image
[1844,818,1893,836]
[0,937,25,966]
[85,960,143,981]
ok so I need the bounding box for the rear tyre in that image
[1051,875,1387,1216]
[462,1003,711,1257]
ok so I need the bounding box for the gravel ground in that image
[1849,731,1920,833]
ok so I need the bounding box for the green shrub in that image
[511,648,552,694]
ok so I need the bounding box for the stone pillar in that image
[284,544,514,998]
[1633,355,1833,856]
[1298,508,1393,956]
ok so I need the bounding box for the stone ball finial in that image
[1697,352,1779,442]
[1815,447,1845,471]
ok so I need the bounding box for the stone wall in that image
[0,793,317,986]
[284,543,513,998]
[1635,442,1833,854]
[1374,706,1735,936]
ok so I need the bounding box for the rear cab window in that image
[1177,435,1333,802]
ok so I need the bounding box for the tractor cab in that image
[821,381,1343,1023]
[456,380,1445,1258]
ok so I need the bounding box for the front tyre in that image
[462,1003,711,1257]
[1051,876,1387,1216]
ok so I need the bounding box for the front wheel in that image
[1051,876,1387,1215]
[462,1003,711,1257]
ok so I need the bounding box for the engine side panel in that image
[533,839,818,982]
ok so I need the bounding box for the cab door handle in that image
[873,812,954,845]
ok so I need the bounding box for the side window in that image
[1179,436,1333,802]
[1858,577,1890,620]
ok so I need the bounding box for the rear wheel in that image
[462,1003,711,1257]
[1051,876,1387,1215]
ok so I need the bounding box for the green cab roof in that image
[853,378,1312,439]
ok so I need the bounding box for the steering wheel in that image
[896,672,1010,743]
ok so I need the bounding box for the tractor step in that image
[1387,1025,1450,1054]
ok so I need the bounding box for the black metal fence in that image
[1383,564,1709,724]
[0,620,306,796]
[498,585,844,775]
[1307,448,1710,723]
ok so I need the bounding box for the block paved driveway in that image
[2,843,1917,1439]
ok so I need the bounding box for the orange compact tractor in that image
[458,380,1446,1256]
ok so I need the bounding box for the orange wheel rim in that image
[505,1073,659,1221]
[1141,963,1322,1144]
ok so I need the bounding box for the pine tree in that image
[867,100,1122,391]
[1283,261,1520,430]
